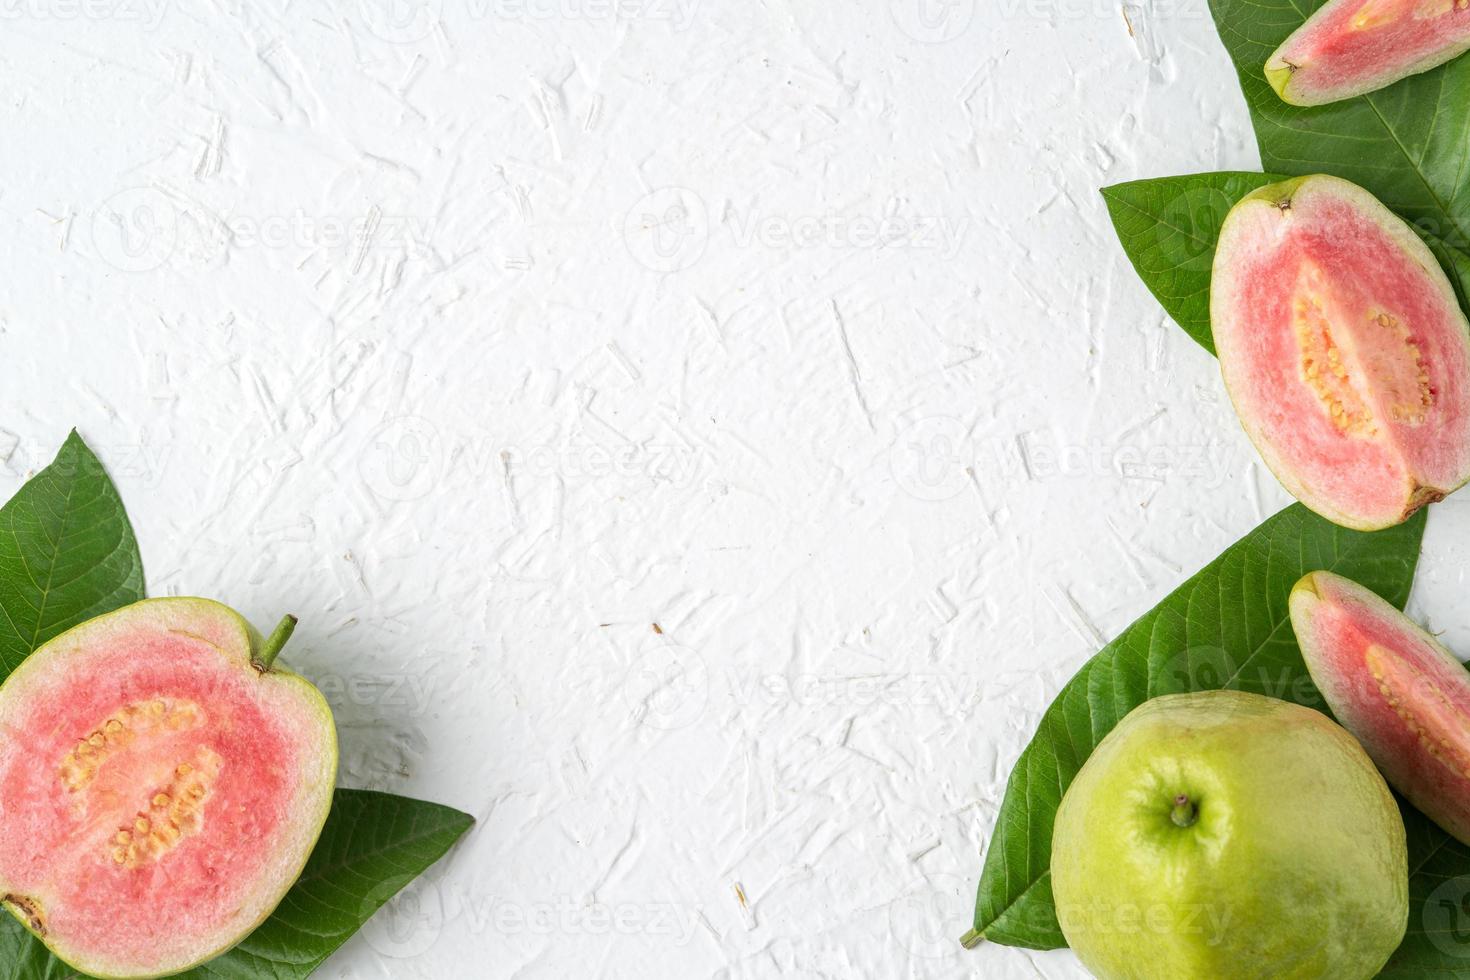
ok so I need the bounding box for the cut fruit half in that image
[0,598,337,978]
[1266,0,1470,106]
[1211,174,1470,529]
[1291,570,1470,844]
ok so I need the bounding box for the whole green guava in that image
[1051,690,1407,979]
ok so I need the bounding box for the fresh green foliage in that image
[970,504,1426,948]
[0,434,473,979]
[1101,171,1278,353]
[179,790,474,980]
[0,430,145,676]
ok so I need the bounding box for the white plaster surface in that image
[5,1,1470,977]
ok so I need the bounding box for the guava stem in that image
[256,615,299,671]
[1170,793,1198,828]
[959,928,983,949]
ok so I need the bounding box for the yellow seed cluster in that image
[1371,311,1434,425]
[58,699,202,793]
[109,749,222,869]
[1365,645,1470,780]
[1295,295,1377,437]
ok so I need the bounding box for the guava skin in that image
[1052,690,1407,980]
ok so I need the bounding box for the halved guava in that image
[0,598,337,978]
[1211,174,1470,530]
[1266,0,1470,106]
[1291,570,1470,844]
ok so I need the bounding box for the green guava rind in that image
[1211,173,1470,530]
[0,598,338,979]
[1291,570,1470,845]
[1265,0,1470,106]
[1052,690,1407,980]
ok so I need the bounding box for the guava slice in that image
[1211,174,1470,530]
[1266,0,1470,106]
[1292,570,1470,844]
[0,598,337,978]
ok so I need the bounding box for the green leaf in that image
[1101,171,1278,353]
[1208,0,1470,251]
[1102,172,1470,351]
[970,504,1426,948]
[0,430,145,679]
[180,790,474,980]
[1382,806,1470,976]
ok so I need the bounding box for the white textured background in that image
[6,1,1470,977]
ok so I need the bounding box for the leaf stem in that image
[256,615,298,671]
[959,928,983,949]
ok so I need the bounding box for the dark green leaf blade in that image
[972,504,1426,948]
[1208,0,1470,249]
[1380,805,1470,976]
[1103,172,1470,351]
[1101,171,1279,353]
[179,790,474,979]
[0,430,145,679]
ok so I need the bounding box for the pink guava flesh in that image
[1211,175,1470,530]
[0,599,336,978]
[1291,570,1470,844]
[1266,0,1470,106]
